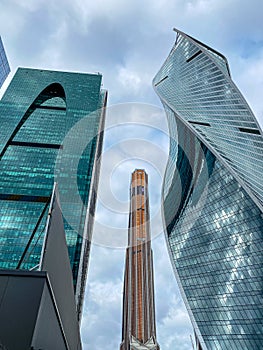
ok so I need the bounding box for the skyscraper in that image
[120,169,160,350]
[0,36,10,88]
[0,67,107,319]
[153,29,263,349]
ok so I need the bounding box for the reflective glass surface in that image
[153,30,263,350]
[0,68,105,298]
[154,31,263,206]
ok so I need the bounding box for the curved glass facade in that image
[153,30,263,349]
[0,68,106,315]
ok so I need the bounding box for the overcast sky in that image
[0,1,263,349]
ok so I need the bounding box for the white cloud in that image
[117,67,142,95]
[88,280,123,306]
[91,103,169,248]
[12,0,44,11]
[81,246,124,349]
[233,53,263,127]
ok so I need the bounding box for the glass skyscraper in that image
[153,29,263,349]
[0,36,10,88]
[0,68,107,318]
[120,170,159,350]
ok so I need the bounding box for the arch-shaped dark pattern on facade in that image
[0,83,66,161]
[0,83,67,271]
[0,68,106,321]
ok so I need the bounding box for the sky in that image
[0,1,263,349]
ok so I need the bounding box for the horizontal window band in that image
[32,104,66,111]
[132,249,142,254]
[189,120,211,127]
[186,50,202,63]
[154,75,168,87]
[0,193,50,203]
[238,127,260,135]
[10,141,62,149]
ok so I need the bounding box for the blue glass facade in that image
[0,36,10,88]
[153,29,263,349]
[0,68,106,316]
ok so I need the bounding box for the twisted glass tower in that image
[0,68,107,318]
[153,29,263,349]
